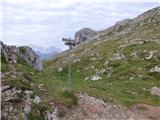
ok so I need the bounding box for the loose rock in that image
[91,75,101,81]
[151,87,160,96]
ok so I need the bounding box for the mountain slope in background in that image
[31,45,61,60]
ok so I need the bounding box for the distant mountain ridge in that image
[30,45,61,60]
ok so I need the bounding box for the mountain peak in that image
[75,27,97,44]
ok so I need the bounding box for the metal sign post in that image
[62,38,76,93]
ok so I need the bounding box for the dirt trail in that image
[63,93,160,120]
[131,104,160,120]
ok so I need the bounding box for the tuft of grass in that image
[28,102,48,120]
[5,76,32,90]
[61,91,77,107]
[1,54,9,72]
[19,47,27,54]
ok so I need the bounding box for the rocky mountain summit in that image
[1,41,43,71]
[75,28,97,44]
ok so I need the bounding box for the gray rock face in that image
[18,46,43,71]
[1,41,18,64]
[1,41,43,71]
[75,28,97,44]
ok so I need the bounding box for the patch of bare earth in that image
[131,104,160,120]
[63,93,160,120]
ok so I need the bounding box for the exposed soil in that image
[63,93,160,120]
[131,104,160,120]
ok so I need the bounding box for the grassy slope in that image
[1,7,160,108]
[31,8,160,107]
[2,41,160,107]
[37,40,160,107]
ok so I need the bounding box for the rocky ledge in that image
[1,41,43,71]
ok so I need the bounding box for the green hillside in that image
[33,7,160,106]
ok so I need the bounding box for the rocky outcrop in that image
[150,87,160,96]
[1,84,42,120]
[1,41,18,64]
[18,46,43,71]
[75,28,97,44]
[1,41,43,71]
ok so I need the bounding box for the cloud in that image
[1,0,159,50]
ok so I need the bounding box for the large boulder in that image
[75,28,97,44]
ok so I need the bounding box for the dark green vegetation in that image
[1,54,9,72]
[19,46,27,54]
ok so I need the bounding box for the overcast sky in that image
[1,0,159,50]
